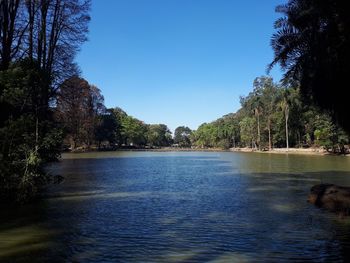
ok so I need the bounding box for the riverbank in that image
[66,146,349,156]
[229,147,350,156]
[66,147,229,153]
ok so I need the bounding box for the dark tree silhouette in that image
[269,0,350,132]
[0,0,90,201]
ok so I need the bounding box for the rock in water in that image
[308,184,350,215]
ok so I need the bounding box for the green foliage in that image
[239,117,257,148]
[0,0,90,202]
[174,126,192,147]
[270,0,350,133]
[59,102,174,149]
[109,107,127,146]
[313,114,335,149]
[121,116,148,146]
[147,124,172,147]
[192,114,239,149]
[191,76,349,152]
[0,61,62,202]
[95,110,119,148]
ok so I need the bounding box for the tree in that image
[0,0,90,202]
[192,123,218,148]
[270,0,350,132]
[0,60,62,202]
[0,0,22,70]
[95,109,118,149]
[1,0,90,78]
[239,117,257,149]
[121,116,147,147]
[255,77,278,150]
[174,126,192,147]
[279,89,290,150]
[192,74,348,152]
[56,76,104,149]
[109,107,127,146]
[147,124,172,147]
[84,85,105,147]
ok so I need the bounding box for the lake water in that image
[2,151,350,262]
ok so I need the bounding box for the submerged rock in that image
[308,184,350,215]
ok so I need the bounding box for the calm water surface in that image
[2,151,350,262]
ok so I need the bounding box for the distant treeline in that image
[55,76,174,150]
[63,75,349,154]
[191,76,349,153]
[55,76,195,150]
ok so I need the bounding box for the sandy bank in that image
[229,147,349,156]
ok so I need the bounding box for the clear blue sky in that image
[76,0,285,132]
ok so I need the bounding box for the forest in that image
[53,75,350,154]
[55,75,174,150]
[1,0,350,202]
[192,76,349,152]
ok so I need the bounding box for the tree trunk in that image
[27,0,34,61]
[47,0,61,73]
[257,112,261,150]
[267,118,272,151]
[35,106,39,152]
[285,106,289,151]
[0,0,20,70]
[38,0,49,68]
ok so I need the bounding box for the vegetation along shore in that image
[1,0,349,204]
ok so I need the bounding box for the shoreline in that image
[230,147,326,155]
[66,147,349,156]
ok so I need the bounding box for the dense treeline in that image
[55,76,174,150]
[269,0,350,133]
[191,76,349,153]
[0,0,90,202]
[192,0,350,152]
[66,74,349,154]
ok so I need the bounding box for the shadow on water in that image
[0,201,57,262]
[1,152,350,262]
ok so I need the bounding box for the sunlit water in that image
[2,151,350,262]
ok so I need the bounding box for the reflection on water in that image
[1,151,350,262]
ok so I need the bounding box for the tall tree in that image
[1,0,90,76]
[269,0,350,132]
[279,89,290,150]
[174,126,192,147]
[109,107,127,146]
[0,60,62,201]
[0,0,90,202]
[121,116,148,147]
[56,76,104,149]
[255,77,278,150]
[147,124,172,147]
[95,109,118,149]
[239,117,257,149]
[0,0,22,70]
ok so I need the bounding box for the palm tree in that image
[279,89,290,151]
[254,107,261,150]
[269,0,350,133]
[260,79,278,151]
